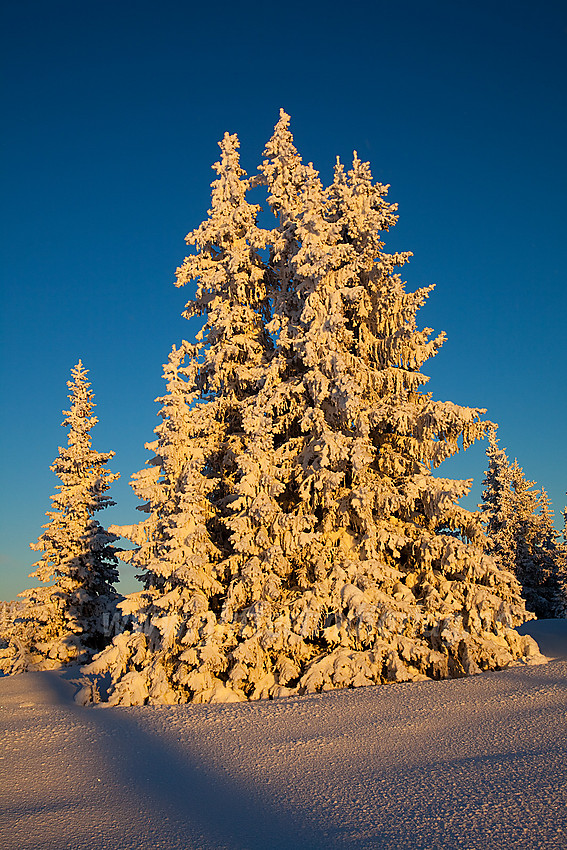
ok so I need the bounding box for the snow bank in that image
[1,621,566,849]
[519,618,567,659]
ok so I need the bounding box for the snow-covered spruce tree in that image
[0,362,120,674]
[81,113,540,706]
[561,501,567,616]
[79,344,229,704]
[0,600,26,673]
[79,133,274,704]
[217,113,540,698]
[480,430,516,563]
[537,488,567,616]
[481,430,566,618]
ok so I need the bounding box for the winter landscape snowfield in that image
[1,620,566,850]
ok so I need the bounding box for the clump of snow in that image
[518,618,567,659]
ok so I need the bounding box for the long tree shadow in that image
[40,670,328,850]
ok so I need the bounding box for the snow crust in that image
[1,621,566,850]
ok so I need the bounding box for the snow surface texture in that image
[1,621,566,850]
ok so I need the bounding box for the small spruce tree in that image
[0,600,26,674]
[0,362,120,674]
[481,430,566,618]
[80,344,230,704]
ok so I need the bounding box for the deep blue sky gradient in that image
[1,0,566,600]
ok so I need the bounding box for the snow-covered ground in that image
[1,621,566,850]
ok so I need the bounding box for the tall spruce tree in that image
[79,133,274,704]
[218,117,539,698]
[481,430,566,618]
[0,362,119,674]
[80,114,541,706]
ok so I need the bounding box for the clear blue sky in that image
[1,0,565,601]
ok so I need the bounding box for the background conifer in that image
[0,363,119,673]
